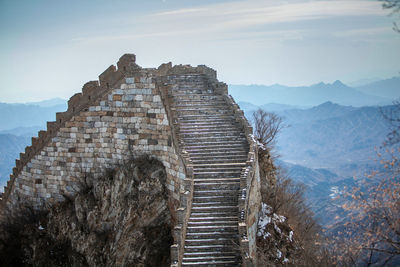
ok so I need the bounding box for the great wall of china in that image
[0,54,262,266]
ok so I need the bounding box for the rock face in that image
[0,156,172,266]
[257,203,296,265]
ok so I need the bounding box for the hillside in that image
[239,101,391,177]
[276,105,390,176]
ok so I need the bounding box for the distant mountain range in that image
[0,98,67,132]
[0,134,31,190]
[229,77,400,107]
[240,101,391,177]
[0,98,67,191]
[355,77,400,100]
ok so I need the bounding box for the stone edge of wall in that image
[222,92,260,266]
[0,54,143,209]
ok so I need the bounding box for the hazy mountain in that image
[0,102,67,131]
[347,77,382,87]
[276,159,339,187]
[277,101,357,125]
[260,103,306,112]
[0,126,42,137]
[229,80,392,107]
[26,97,67,107]
[238,101,392,178]
[276,105,390,176]
[355,77,400,100]
[0,100,68,190]
[0,134,31,191]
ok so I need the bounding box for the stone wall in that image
[1,55,187,225]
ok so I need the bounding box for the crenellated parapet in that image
[1,54,148,210]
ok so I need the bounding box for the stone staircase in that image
[167,73,249,266]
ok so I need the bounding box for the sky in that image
[0,0,399,102]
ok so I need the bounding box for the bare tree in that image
[381,101,400,146]
[380,0,400,32]
[252,109,284,150]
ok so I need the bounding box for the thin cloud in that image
[151,0,385,28]
[71,0,388,45]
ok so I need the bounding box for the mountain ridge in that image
[229,77,399,107]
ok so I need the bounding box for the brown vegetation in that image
[253,109,334,266]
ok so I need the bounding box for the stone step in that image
[189,216,238,223]
[193,162,246,168]
[173,102,227,108]
[191,206,238,214]
[193,183,240,191]
[184,238,239,246]
[192,196,238,204]
[193,177,241,183]
[182,260,238,266]
[184,146,248,154]
[175,107,233,114]
[180,131,243,138]
[193,167,244,173]
[190,153,248,159]
[184,140,247,147]
[190,209,238,216]
[188,149,248,156]
[183,251,237,258]
[171,88,213,94]
[186,231,238,239]
[192,189,240,196]
[191,158,248,165]
[188,220,238,227]
[170,82,207,87]
[176,111,232,118]
[182,137,247,145]
[182,254,238,263]
[177,113,234,119]
[191,201,238,208]
[193,172,242,179]
[179,126,240,133]
[186,148,248,155]
[177,117,236,124]
[178,122,239,128]
[170,94,223,101]
[188,217,238,227]
[184,244,238,253]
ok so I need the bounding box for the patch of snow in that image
[329,186,340,199]
[274,223,282,234]
[250,134,266,150]
[38,224,44,230]
[276,249,282,259]
[288,231,293,242]
[283,257,289,263]
[273,213,286,223]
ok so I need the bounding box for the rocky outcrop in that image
[257,203,296,266]
[0,156,172,266]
